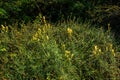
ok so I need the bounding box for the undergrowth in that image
[0,20,120,80]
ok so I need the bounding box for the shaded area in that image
[0,0,120,41]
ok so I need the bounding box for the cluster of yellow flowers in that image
[93,43,115,56]
[61,44,74,60]
[93,45,102,55]
[65,50,74,61]
[32,27,50,41]
[1,25,8,32]
[32,28,41,41]
[42,23,51,33]
[32,16,52,41]
[107,43,115,56]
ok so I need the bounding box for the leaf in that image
[0,8,7,15]
[0,8,8,18]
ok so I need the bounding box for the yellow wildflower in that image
[43,16,47,25]
[65,50,70,58]
[94,45,98,51]
[111,49,115,56]
[1,25,8,32]
[5,26,8,32]
[93,45,101,55]
[93,45,97,55]
[65,50,74,60]
[46,35,49,40]
[32,36,37,41]
[98,49,101,53]
[67,27,73,36]
[32,28,42,41]
[65,50,70,55]
[32,32,38,41]
[71,54,74,58]
[1,25,5,31]
[43,16,46,21]
[38,28,41,34]
[93,50,96,55]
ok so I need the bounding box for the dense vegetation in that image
[0,0,120,38]
[0,0,120,79]
[0,20,120,79]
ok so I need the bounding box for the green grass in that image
[0,21,120,80]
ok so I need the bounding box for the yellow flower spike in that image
[43,16,45,21]
[35,32,39,38]
[32,36,37,41]
[38,28,41,31]
[65,50,70,55]
[93,45,99,55]
[71,54,74,58]
[38,28,41,34]
[93,50,96,55]
[65,50,70,58]
[98,49,103,55]
[42,27,46,33]
[67,27,73,36]
[1,25,5,31]
[43,16,47,25]
[46,35,49,40]
[111,49,115,56]
[5,26,8,32]
[94,45,98,51]
[32,32,39,41]
[1,25,8,32]
[65,50,74,60]
[98,49,102,53]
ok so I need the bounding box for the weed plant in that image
[0,19,119,80]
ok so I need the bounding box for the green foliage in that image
[0,0,119,24]
[87,5,120,42]
[0,20,119,79]
[0,8,8,18]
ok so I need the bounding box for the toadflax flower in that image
[67,27,73,36]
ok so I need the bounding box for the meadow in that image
[0,17,120,80]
